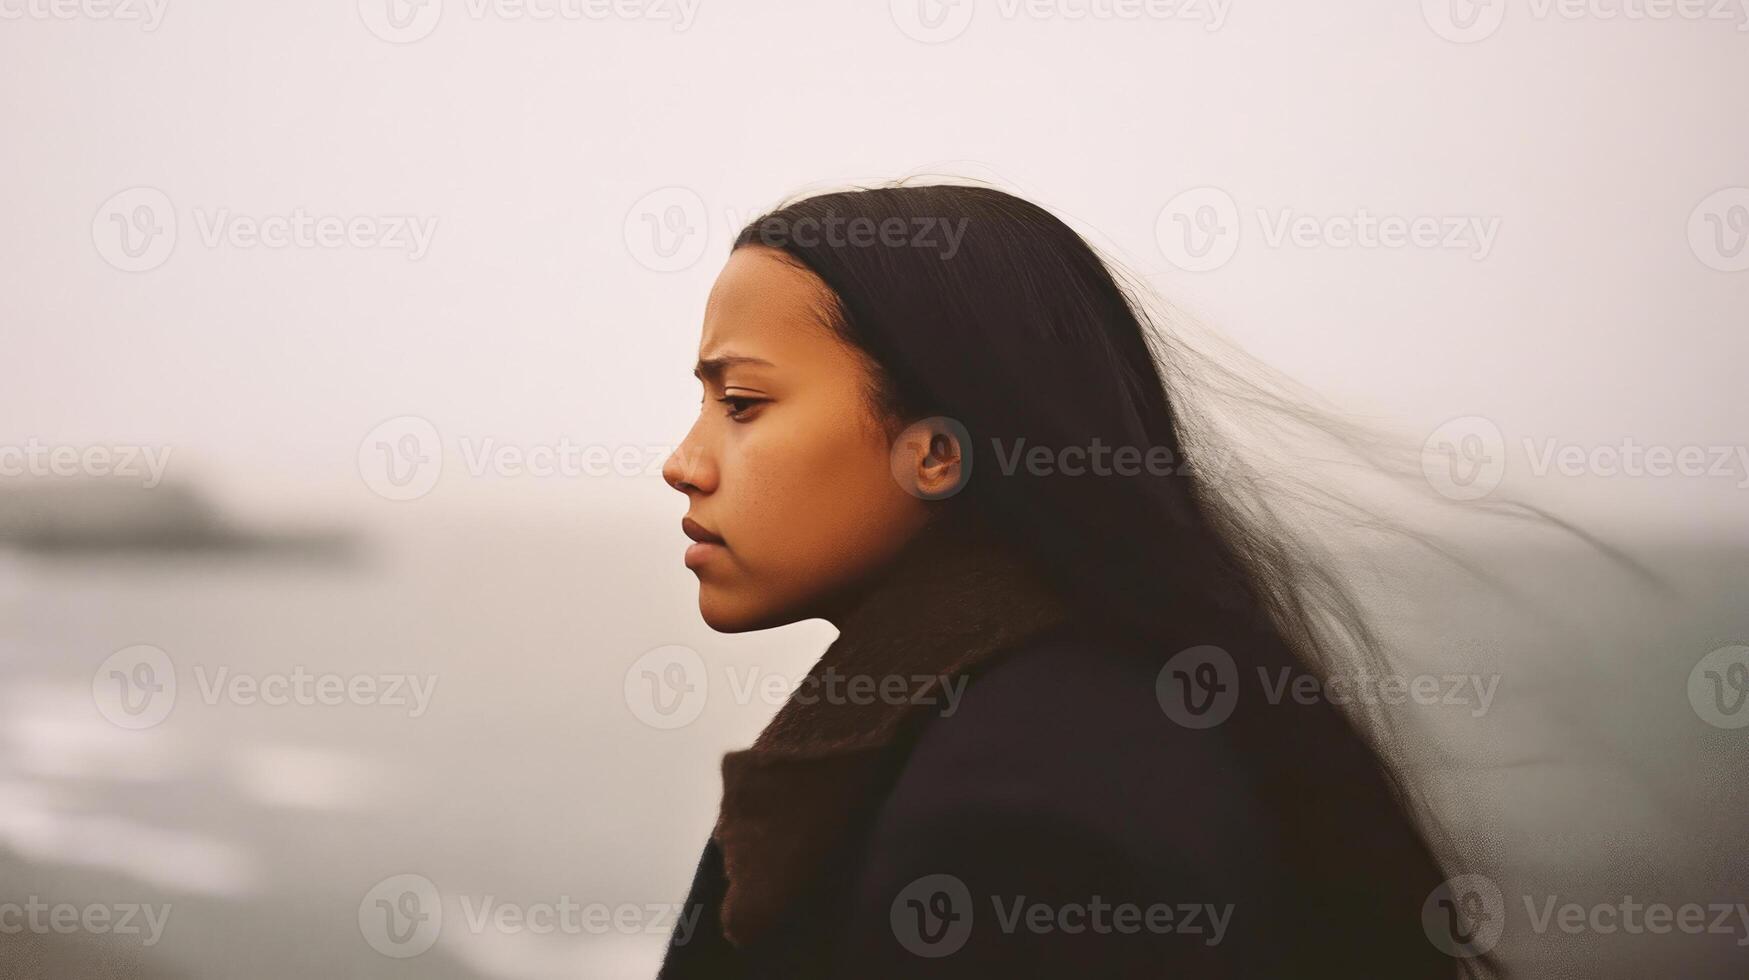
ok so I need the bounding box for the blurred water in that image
[0,506,831,979]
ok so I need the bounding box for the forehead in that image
[699,247,838,358]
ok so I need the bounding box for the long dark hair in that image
[729,180,1554,975]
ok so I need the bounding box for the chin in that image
[697,586,797,634]
[696,590,764,633]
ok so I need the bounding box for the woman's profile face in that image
[662,246,934,632]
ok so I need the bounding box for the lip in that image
[683,540,726,569]
[681,517,725,545]
[681,517,726,569]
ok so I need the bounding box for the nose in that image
[662,422,716,495]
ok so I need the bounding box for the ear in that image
[889,416,972,500]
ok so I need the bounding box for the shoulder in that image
[879,620,1276,868]
[825,622,1293,976]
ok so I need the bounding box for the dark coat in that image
[659,524,1454,979]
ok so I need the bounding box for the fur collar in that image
[710,516,1074,947]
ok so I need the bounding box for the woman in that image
[657,183,1465,978]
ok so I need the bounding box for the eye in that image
[716,395,765,422]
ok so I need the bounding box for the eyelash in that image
[715,395,763,422]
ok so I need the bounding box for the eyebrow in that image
[692,354,775,382]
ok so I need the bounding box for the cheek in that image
[732,413,918,590]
